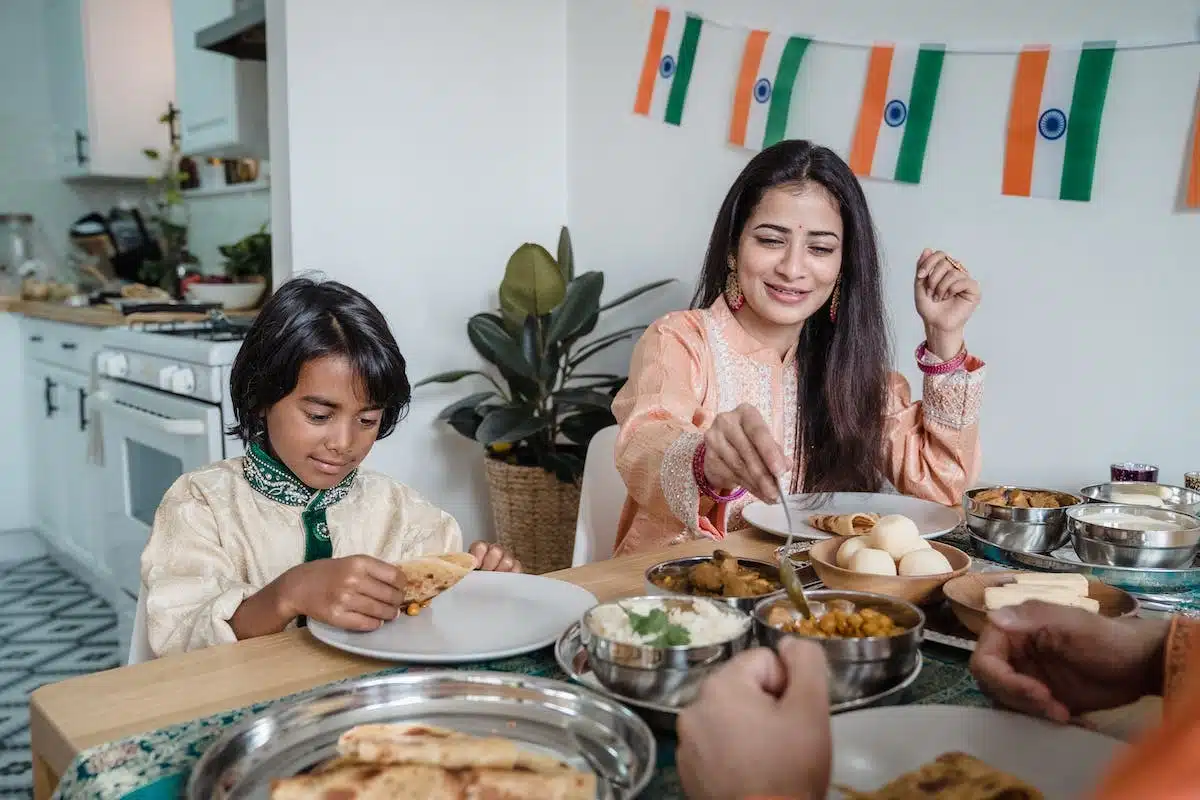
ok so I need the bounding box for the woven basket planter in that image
[483,458,581,575]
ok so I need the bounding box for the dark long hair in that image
[692,140,890,494]
[228,276,411,444]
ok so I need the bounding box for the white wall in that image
[567,0,1200,493]
[185,188,271,274]
[281,0,569,540]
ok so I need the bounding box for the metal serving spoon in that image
[775,475,814,619]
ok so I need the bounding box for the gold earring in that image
[829,277,841,323]
[725,255,744,311]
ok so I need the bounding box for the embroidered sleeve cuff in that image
[921,355,985,430]
[661,431,706,536]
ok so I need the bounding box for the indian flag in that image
[728,30,812,151]
[1186,83,1200,209]
[1002,43,1116,202]
[632,7,704,126]
[849,44,945,184]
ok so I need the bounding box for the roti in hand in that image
[394,552,475,612]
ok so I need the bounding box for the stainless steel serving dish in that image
[187,671,657,799]
[1067,503,1200,569]
[752,589,925,704]
[1079,482,1200,517]
[579,596,753,707]
[643,554,786,613]
[963,485,1085,553]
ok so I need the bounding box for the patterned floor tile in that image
[0,555,119,797]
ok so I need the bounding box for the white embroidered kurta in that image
[141,458,463,657]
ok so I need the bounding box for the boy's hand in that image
[469,541,522,573]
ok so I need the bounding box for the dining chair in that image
[127,585,155,665]
[570,425,625,566]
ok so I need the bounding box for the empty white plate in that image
[742,491,960,540]
[829,705,1124,797]
[308,571,597,664]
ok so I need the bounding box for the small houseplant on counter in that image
[416,226,673,573]
[140,103,196,295]
[182,224,272,310]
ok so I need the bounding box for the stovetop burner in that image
[128,311,253,342]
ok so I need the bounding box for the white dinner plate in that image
[742,491,960,540]
[307,571,597,664]
[828,705,1124,798]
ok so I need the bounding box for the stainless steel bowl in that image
[963,485,1085,553]
[751,590,924,704]
[579,596,753,707]
[1068,503,1200,569]
[1079,482,1200,517]
[643,555,786,614]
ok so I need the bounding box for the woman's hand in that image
[970,601,1170,723]
[703,403,789,502]
[469,541,522,572]
[276,555,406,631]
[913,249,981,359]
[677,638,832,800]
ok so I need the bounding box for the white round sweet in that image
[836,536,869,568]
[849,548,898,576]
[868,515,925,560]
[898,548,953,577]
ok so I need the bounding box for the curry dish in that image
[973,487,1072,509]
[649,550,781,598]
[766,603,906,639]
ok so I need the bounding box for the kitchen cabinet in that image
[43,0,176,179]
[172,0,268,157]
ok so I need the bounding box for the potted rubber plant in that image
[416,226,673,573]
[185,224,272,310]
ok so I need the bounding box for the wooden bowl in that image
[807,538,971,606]
[942,571,1139,635]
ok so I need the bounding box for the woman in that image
[612,140,984,555]
[675,602,1200,799]
[141,278,520,656]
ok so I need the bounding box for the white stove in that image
[93,315,251,601]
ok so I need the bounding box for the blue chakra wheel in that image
[1038,108,1067,140]
[884,99,908,128]
[659,54,676,79]
[754,77,772,103]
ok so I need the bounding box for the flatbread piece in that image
[808,512,880,537]
[836,751,1044,799]
[395,552,476,607]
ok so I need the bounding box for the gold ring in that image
[946,256,966,273]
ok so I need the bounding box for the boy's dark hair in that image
[227,276,411,444]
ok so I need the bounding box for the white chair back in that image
[127,586,154,665]
[571,425,625,566]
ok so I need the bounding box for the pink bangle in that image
[693,442,748,503]
[915,341,968,375]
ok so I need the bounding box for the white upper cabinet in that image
[172,0,268,158]
[44,0,176,180]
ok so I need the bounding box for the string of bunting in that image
[631,4,1200,207]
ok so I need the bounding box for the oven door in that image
[93,378,225,598]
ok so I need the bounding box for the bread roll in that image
[836,536,869,568]
[849,548,898,576]
[868,515,925,560]
[898,549,953,576]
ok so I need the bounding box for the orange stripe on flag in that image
[729,29,769,147]
[848,46,895,176]
[1002,48,1051,197]
[1187,89,1200,208]
[633,8,671,116]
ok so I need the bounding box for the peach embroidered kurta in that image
[612,297,984,555]
[141,458,462,657]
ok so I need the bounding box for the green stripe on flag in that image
[664,15,703,126]
[762,37,811,149]
[894,46,945,184]
[1060,43,1115,202]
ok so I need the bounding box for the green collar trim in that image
[242,442,356,513]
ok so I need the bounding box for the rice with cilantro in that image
[587,597,749,647]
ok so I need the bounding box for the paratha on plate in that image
[395,552,476,611]
[837,751,1044,799]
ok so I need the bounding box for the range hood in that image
[195,0,266,61]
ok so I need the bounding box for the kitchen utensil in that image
[744,491,960,540]
[806,538,971,606]
[1067,503,1200,569]
[963,486,1085,553]
[943,571,1138,636]
[643,554,785,613]
[776,475,814,619]
[1079,481,1200,516]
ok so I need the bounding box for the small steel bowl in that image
[752,590,925,704]
[643,555,786,614]
[1079,482,1200,517]
[579,597,753,707]
[1067,503,1200,569]
[963,486,1086,553]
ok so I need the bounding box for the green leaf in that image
[621,605,691,646]
[559,410,617,445]
[568,326,646,368]
[414,369,490,387]
[436,392,497,421]
[475,406,550,444]
[557,226,574,282]
[445,407,484,439]
[520,315,541,378]
[498,243,566,331]
[539,450,585,483]
[467,314,536,380]
[545,272,604,347]
[553,388,614,411]
[598,278,676,312]
[143,148,161,160]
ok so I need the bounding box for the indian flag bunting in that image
[1186,81,1200,209]
[849,44,945,184]
[633,7,704,126]
[728,31,812,151]
[1002,43,1116,202]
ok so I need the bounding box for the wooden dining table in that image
[28,530,1160,799]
